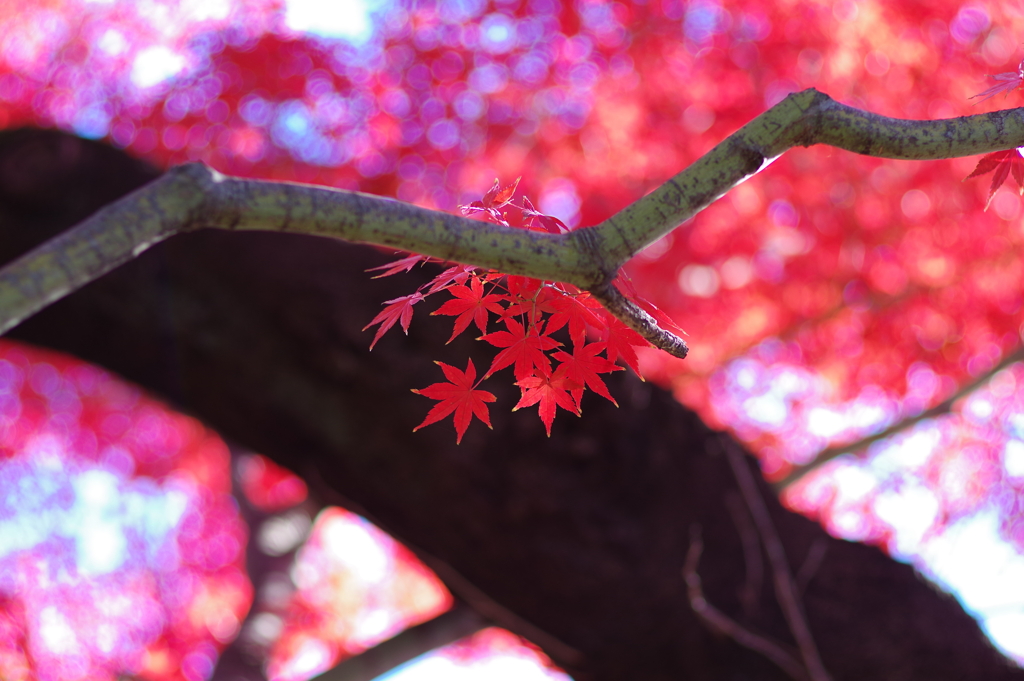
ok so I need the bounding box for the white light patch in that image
[277,637,333,680]
[875,428,940,471]
[831,463,876,501]
[258,510,312,556]
[807,407,845,438]
[1005,439,1024,478]
[377,647,572,681]
[73,470,127,575]
[247,612,284,646]
[719,256,752,289]
[353,607,392,642]
[985,611,1024,662]
[873,484,938,559]
[39,607,78,655]
[846,401,889,432]
[742,393,788,427]
[131,46,186,88]
[968,396,994,420]
[480,13,517,53]
[179,0,231,22]
[920,511,1024,662]
[97,29,128,55]
[285,0,390,43]
[323,516,390,585]
[0,451,191,575]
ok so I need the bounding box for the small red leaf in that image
[412,359,496,444]
[432,277,506,342]
[614,274,687,338]
[479,318,560,380]
[479,178,501,206]
[965,152,1006,180]
[513,365,582,436]
[1012,154,1024,196]
[367,254,429,278]
[546,289,606,346]
[425,264,476,294]
[362,292,425,349]
[601,315,648,376]
[521,195,570,234]
[553,341,623,408]
[965,148,1024,209]
[970,60,1024,103]
[489,176,521,207]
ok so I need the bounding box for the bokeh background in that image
[2,0,1024,679]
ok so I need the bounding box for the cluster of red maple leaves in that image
[364,177,682,440]
[365,58,1024,444]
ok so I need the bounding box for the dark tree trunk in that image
[1,128,1019,681]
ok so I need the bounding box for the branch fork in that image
[1,89,1023,356]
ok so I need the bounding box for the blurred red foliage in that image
[237,454,308,513]
[4,0,1024,672]
[0,340,250,681]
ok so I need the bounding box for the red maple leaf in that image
[366,253,431,278]
[600,316,648,375]
[553,341,623,408]
[521,195,570,234]
[965,147,1024,209]
[432,276,507,342]
[513,365,582,436]
[504,275,545,301]
[479,318,561,380]
[970,59,1024,103]
[362,292,425,350]
[459,177,521,225]
[411,359,496,444]
[545,288,607,346]
[503,279,560,325]
[425,264,476,294]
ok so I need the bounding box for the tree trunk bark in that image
[1,128,1019,681]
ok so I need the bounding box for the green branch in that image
[2,89,1023,358]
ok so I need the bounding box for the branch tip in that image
[589,282,689,360]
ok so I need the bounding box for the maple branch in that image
[593,89,1024,260]
[722,439,832,681]
[683,525,809,681]
[1,89,1023,349]
[774,343,1024,489]
[795,540,829,595]
[725,491,764,618]
[309,602,487,681]
[589,282,688,358]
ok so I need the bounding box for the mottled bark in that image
[4,91,1024,354]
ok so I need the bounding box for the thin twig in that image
[795,540,829,596]
[775,344,1024,490]
[684,525,809,681]
[725,491,764,618]
[310,602,487,681]
[722,438,832,681]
